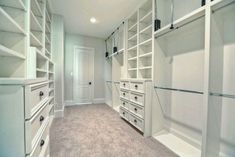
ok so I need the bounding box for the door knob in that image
[89,82,92,85]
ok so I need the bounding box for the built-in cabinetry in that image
[0,79,51,157]
[0,0,55,156]
[119,79,152,136]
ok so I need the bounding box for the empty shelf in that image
[154,6,206,38]
[139,66,152,70]
[128,56,137,61]
[140,24,152,34]
[139,38,152,46]
[0,7,26,34]
[140,11,152,23]
[0,44,25,59]
[30,32,42,47]
[0,0,26,10]
[30,11,43,31]
[31,0,43,16]
[139,52,152,58]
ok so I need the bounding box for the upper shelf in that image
[0,0,26,11]
[31,0,43,17]
[0,7,26,34]
[0,44,25,59]
[31,11,43,31]
[210,0,235,11]
[154,6,206,38]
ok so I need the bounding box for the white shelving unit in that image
[0,1,27,78]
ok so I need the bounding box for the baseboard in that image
[93,98,105,104]
[54,109,64,118]
[64,98,105,106]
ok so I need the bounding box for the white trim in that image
[93,98,105,104]
[73,46,95,104]
[54,109,64,118]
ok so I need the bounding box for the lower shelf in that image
[153,131,201,157]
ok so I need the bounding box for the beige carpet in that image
[50,104,179,157]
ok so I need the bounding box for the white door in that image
[73,47,94,104]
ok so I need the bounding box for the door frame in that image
[73,46,95,105]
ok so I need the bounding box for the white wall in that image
[64,33,106,104]
[52,14,64,112]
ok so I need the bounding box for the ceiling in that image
[50,0,142,39]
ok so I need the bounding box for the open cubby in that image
[128,12,138,29]
[206,3,235,157]
[139,39,152,55]
[139,0,152,19]
[153,16,205,154]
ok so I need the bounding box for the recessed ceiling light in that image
[90,17,97,23]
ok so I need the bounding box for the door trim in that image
[73,46,95,105]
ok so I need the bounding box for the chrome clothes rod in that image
[210,92,235,99]
[154,86,203,94]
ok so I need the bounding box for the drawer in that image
[129,113,144,132]
[119,107,129,121]
[27,121,50,157]
[130,92,144,106]
[130,82,144,93]
[120,90,129,100]
[120,99,129,110]
[25,82,49,119]
[129,103,144,119]
[120,81,129,90]
[25,101,50,154]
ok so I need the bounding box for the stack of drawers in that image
[0,79,53,157]
[119,79,152,137]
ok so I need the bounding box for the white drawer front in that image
[130,82,144,93]
[129,113,144,132]
[129,103,144,119]
[25,102,50,154]
[120,81,129,90]
[120,90,129,100]
[120,99,129,110]
[130,93,144,106]
[27,121,49,157]
[25,82,49,119]
[119,107,129,121]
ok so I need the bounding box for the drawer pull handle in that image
[40,116,45,122]
[40,140,45,147]
[123,93,125,96]
[134,96,138,100]
[123,112,125,115]
[123,83,126,87]
[123,102,125,105]
[134,108,137,111]
[134,119,137,123]
[135,85,138,88]
[39,91,44,97]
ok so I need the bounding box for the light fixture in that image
[90,17,97,23]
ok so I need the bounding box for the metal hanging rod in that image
[106,21,125,40]
[212,0,235,13]
[113,81,120,84]
[154,86,204,94]
[210,92,235,99]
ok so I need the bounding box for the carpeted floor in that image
[50,104,179,157]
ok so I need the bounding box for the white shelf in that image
[154,6,206,38]
[46,9,51,23]
[0,44,25,59]
[139,52,152,58]
[30,32,42,47]
[30,11,43,31]
[139,66,152,70]
[49,71,54,74]
[36,48,48,60]
[140,24,152,34]
[45,35,50,44]
[0,0,26,10]
[139,38,152,46]
[128,34,137,41]
[118,48,124,54]
[128,56,137,61]
[0,7,26,34]
[210,0,235,11]
[153,132,201,157]
[128,23,137,31]
[128,68,137,71]
[140,11,152,23]
[128,45,137,51]
[45,48,51,56]
[31,0,43,16]
[45,23,51,33]
[36,68,47,73]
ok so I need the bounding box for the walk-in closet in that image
[0,0,234,157]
